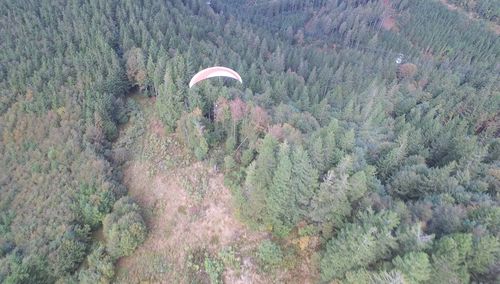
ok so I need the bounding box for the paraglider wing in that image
[189,66,242,88]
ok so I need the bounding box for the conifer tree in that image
[255,134,278,193]
[267,142,294,237]
[430,233,473,283]
[290,145,318,218]
[392,252,431,283]
[468,235,500,276]
[242,135,278,223]
[309,169,351,237]
[176,108,209,160]
[320,210,399,282]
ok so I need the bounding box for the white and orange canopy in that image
[189,66,242,88]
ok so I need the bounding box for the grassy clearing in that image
[112,94,317,283]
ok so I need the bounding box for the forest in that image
[0,0,499,283]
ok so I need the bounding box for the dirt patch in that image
[381,16,396,30]
[150,118,166,137]
[381,0,398,31]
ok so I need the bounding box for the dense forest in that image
[0,0,499,283]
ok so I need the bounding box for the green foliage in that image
[447,0,500,22]
[320,210,400,282]
[468,235,500,275]
[396,224,434,253]
[392,252,431,283]
[241,135,278,223]
[309,168,352,237]
[256,240,284,272]
[267,142,294,237]
[176,108,209,160]
[1,0,499,281]
[430,233,473,283]
[290,145,318,216]
[370,270,406,284]
[103,197,147,259]
[255,135,279,193]
[78,244,115,284]
[186,249,224,284]
[0,210,14,236]
[77,184,116,229]
[2,253,53,284]
[338,129,355,152]
[348,170,368,201]
[344,268,372,284]
[49,225,90,276]
[218,246,241,271]
[125,48,147,89]
[204,253,224,284]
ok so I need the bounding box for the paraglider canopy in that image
[189,66,242,88]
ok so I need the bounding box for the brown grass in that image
[116,158,276,283]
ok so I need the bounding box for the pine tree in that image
[156,69,181,130]
[348,170,367,201]
[176,108,208,160]
[378,132,408,181]
[255,134,278,193]
[392,252,431,283]
[267,142,294,237]
[125,47,147,89]
[320,210,400,282]
[468,235,499,276]
[308,135,326,173]
[309,169,351,238]
[290,145,318,219]
[430,233,473,283]
[338,129,355,152]
[156,56,189,130]
[243,135,278,223]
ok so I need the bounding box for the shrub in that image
[204,253,224,284]
[103,197,147,259]
[256,240,283,272]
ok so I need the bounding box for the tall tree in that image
[320,210,400,282]
[290,145,318,218]
[266,142,294,237]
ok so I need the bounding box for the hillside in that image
[1,0,499,283]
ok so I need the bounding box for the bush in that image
[103,197,147,259]
[218,246,241,271]
[204,253,224,284]
[256,240,283,272]
[78,244,115,284]
[2,252,53,284]
[49,225,90,276]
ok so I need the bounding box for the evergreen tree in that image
[290,145,318,218]
[176,108,209,160]
[242,135,278,223]
[320,210,400,282]
[309,169,351,238]
[266,142,294,237]
[468,235,499,277]
[156,56,188,130]
[392,252,431,283]
[254,134,278,193]
[429,233,473,283]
